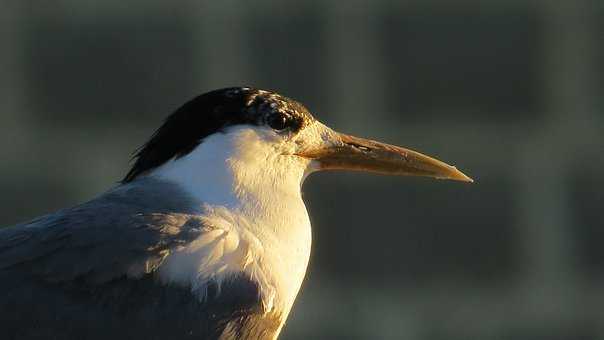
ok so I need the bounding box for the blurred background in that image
[1,0,603,339]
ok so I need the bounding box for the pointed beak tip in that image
[447,167,474,183]
[460,175,475,183]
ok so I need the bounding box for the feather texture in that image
[0,178,282,339]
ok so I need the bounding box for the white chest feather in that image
[151,126,314,318]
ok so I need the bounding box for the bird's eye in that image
[267,113,289,131]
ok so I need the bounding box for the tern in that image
[0,87,472,340]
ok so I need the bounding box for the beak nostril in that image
[346,142,372,152]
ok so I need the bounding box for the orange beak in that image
[297,132,473,182]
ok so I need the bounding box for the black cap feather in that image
[123,87,313,183]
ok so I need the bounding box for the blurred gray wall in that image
[1,1,603,339]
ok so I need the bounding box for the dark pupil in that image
[268,114,288,130]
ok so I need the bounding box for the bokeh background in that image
[1,1,603,339]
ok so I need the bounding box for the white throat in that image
[150,126,314,320]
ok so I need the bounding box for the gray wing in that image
[0,179,280,340]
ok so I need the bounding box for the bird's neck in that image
[149,130,313,318]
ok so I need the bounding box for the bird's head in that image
[123,87,471,203]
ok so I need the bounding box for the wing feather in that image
[0,179,280,339]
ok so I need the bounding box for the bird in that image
[0,87,472,340]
